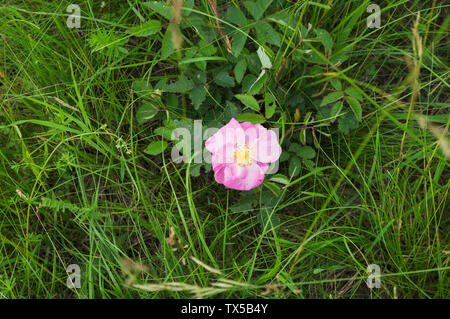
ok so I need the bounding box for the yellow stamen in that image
[234,144,254,167]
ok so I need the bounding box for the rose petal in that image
[218,162,266,191]
[250,129,281,163]
[205,118,244,154]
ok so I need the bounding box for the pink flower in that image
[205,118,282,190]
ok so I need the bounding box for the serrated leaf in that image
[255,21,280,46]
[127,20,161,37]
[345,86,363,101]
[302,158,315,170]
[154,127,173,140]
[190,163,202,177]
[161,29,174,58]
[330,78,342,91]
[143,1,172,20]
[346,96,362,121]
[299,146,316,159]
[136,102,159,124]
[234,59,247,84]
[235,94,260,111]
[232,31,248,57]
[315,28,333,49]
[257,46,272,69]
[237,113,266,124]
[193,71,207,84]
[245,0,273,20]
[215,71,235,87]
[320,91,344,106]
[225,5,247,26]
[189,86,206,110]
[162,77,194,92]
[338,111,359,134]
[224,101,240,122]
[231,197,254,213]
[144,141,168,155]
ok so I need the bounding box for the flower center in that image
[234,144,254,167]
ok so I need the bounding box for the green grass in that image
[0,0,449,298]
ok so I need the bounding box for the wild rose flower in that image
[205,118,281,190]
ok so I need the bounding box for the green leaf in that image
[237,113,266,124]
[161,77,194,92]
[225,6,247,26]
[255,21,280,46]
[256,46,272,69]
[136,101,159,124]
[280,152,290,162]
[320,91,344,106]
[303,158,315,170]
[338,111,359,134]
[190,163,203,177]
[299,146,316,159]
[269,174,289,185]
[247,70,266,95]
[126,20,161,37]
[224,101,240,122]
[231,197,254,213]
[345,86,363,101]
[346,96,362,121]
[132,79,153,99]
[330,78,342,91]
[198,39,217,56]
[161,29,174,58]
[232,31,247,57]
[315,28,333,49]
[330,101,343,121]
[288,156,301,177]
[144,141,168,155]
[215,71,235,87]
[289,143,302,153]
[265,103,276,119]
[245,0,273,20]
[143,1,172,20]
[270,174,289,185]
[234,59,247,84]
[265,92,276,118]
[263,181,281,197]
[166,93,178,109]
[189,86,206,110]
[235,94,260,111]
[154,127,173,140]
